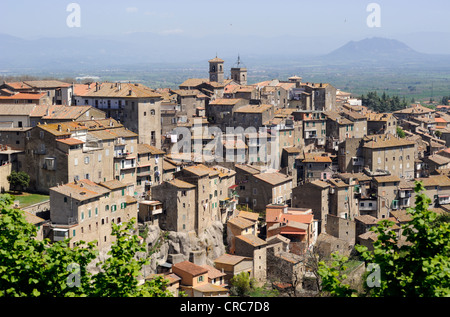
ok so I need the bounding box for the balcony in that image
[352,157,364,166]
[115,151,130,158]
[438,195,450,205]
[399,190,412,198]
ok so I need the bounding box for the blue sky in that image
[1,0,449,39]
[1,0,450,56]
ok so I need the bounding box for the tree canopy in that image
[7,171,30,193]
[0,194,172,297]
[361,91,408,113]
[318,181,450,297]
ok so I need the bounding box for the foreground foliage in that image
[318,182,450,297]
[0,194,172,297]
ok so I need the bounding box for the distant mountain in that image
[323,37,430,65]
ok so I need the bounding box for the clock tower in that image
[209,56,224,83]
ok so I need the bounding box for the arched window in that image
[150,109,155,116]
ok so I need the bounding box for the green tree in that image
[396,126,406,138]
[91,219,172,297]
[317,253,357,297]
[318,181,450,297]
[230,272,254,297]
[7,171,30,193]
[0,194,172,297]
[0,194,97,297]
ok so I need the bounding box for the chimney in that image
[57,124,62,132]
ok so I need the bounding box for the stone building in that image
[233,104,275,130]
[234,164,293,212]
[1,80,74,106]
[136,143,165,196]
[22,119,137,194]
[73,82,162,147]
[365,112,398,136]
[151,179,197,233]
[234,234,267,286]
[205,98,247,131]
[292,110,327,150]
[325,214,356,246]
[49,178,138,250]
[292,180,330,234]
[338,138,364,173]
[362,134,415,180]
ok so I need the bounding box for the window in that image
[84,156,90,164]
[198,276,204,283]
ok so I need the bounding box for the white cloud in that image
[126,7,138,13]
[160,29,184,35]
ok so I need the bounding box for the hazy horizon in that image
[1,0,450,56]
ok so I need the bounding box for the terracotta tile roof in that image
[234,104,273,114]
[23,80,72,89]
[253,172,292,186]
[183,164,220,177]
[302,156,332,163]
[179,78,208,88]
[193,283,228,293]
[201,265,226,279]
[310,179,331,188]
[373,175,401,183]
[355,215,378,224]
[31,105,94,120]
[236,234,267,247]
[237,210,259,222]
[416,175,450,187]
[99,179,127,190]
[24,211,46,225]
[214,254,250,266]
[0,92,46,100]
[167,179,196,189]
[173,261,208,276]
[50,179,110,201]
[56,138,85,146]
[81,82,161,99]
[394,104,435,114]
[137,143,165,155]
[227,216,255,229]
[363,134,415,149]
[209,98,243,106]
[0,104,36,115]
[208,57,224,63]
[3,82,33,90]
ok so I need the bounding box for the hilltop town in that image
[1,56,449,297]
